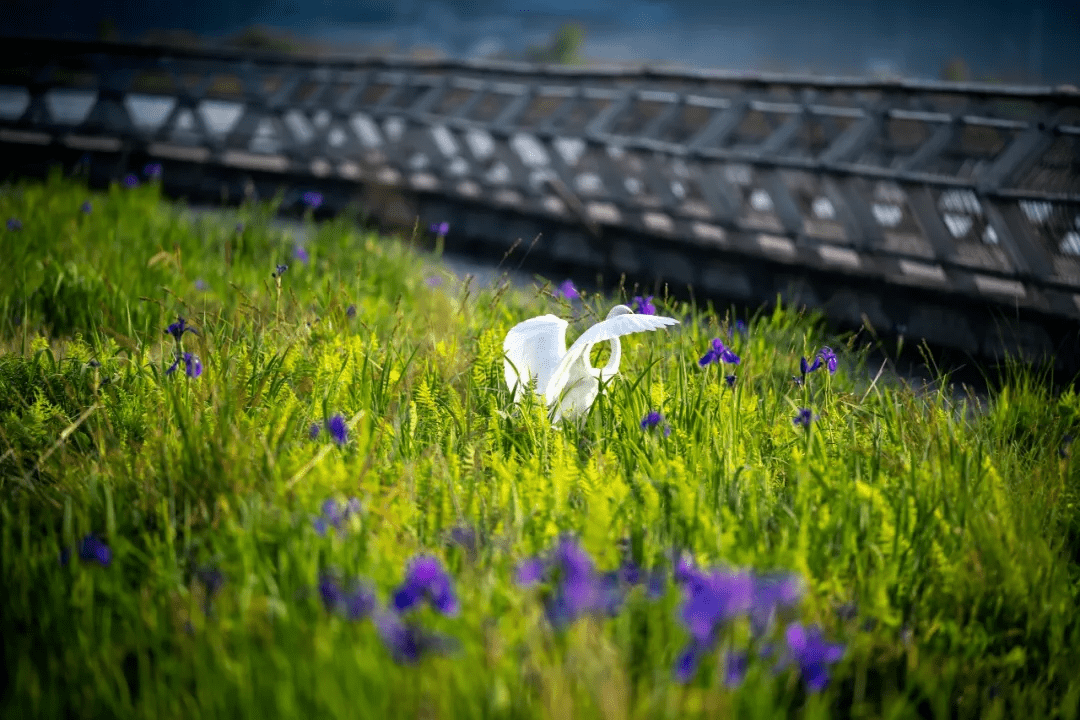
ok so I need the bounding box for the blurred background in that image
[1,0,1076,85]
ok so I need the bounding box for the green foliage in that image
[526,22,587,65]
[1,177,1078,719]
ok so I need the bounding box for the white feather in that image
[503,304,679,422]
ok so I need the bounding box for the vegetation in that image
[1,173,1079,718]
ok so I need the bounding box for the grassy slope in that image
[1,174,1079,719]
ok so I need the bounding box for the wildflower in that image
[392,555,458,616]
[556,279,579,300]
[309,422,321,440]
[123,173,139,188]
[800,355,822,375]
[818,346,838,375]
[516,537,612,628]
[326,414,348,445]
[346,304,357,318]
[725,374,736,389]
[425,275,443,288]
[724,650,749,687]
[72,534,112,567]
[674,640,706,682]
[729,319,747,338]
[793,408,816,428]
[302,190,323,209]
[645,567,667,600]
[318,573,343,610]
[81,201,92,214]
[430,221,449,236]
[194,278,207,291]
[640,411,662,430]
[782,623,845,692]
[342,582,377,620]
[166,352,202,378]
[164,316,197,342]
[750,572,803,635]
[294,245,309,264]
[680,569,754,644]
[272,264,288,278]
[144,162,162,178]
[699,337,740,367]
[516,557,547,586]
[632,295,656,315]
[312,496,361,536]
[448,525,479,558]
[6,218,21,231]
[374,610,457,664]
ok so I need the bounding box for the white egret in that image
[503,304,680,423]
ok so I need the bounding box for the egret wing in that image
[503,314,569,401]
[544,313,679,402]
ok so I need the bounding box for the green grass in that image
[2,172,1079,719]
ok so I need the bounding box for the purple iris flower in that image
[166,352,202,378]
[673,551,700,585]
[640,411,662,429]
[77,534,112,567]
[273,264,288,278]
[724,650,749,687]
[699,338,741,367]
[374,610,457,664]
[342,582,377,620]
[144,162,162,178]
[729,319,747,338]
[392,555,459,616]
[674,639,709,682]
[312,496,361,536]
[750,572,803,635]
[302,191,323,209]
[516,557,547,586]
[294,245,309,264]
[309,423,321,440]
[725,374,737,389]
[346,304,357,318]
[517,536,614,628]
[680,569,754,644]
[556,279,579,300]
[327,414,348,445]
[449,525,479,558]
[818,346,838,375]
[81,201,92,214]
[793,408,816,428]
[783,623,845,692]
[318,573,343,610]
[632,295,656,315]
[6,218,21,231]
[165,316,197,342]
[123,173,139,188]
[800,355,822,375]
[431,221,449,235]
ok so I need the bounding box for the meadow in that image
[1,171,1079,719]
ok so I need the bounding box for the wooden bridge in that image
[2,37,1079,369]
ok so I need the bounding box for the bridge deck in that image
[1,37,1078,366]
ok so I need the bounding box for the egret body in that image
[503,304,679,422]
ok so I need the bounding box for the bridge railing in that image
[2,37,1079,328]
